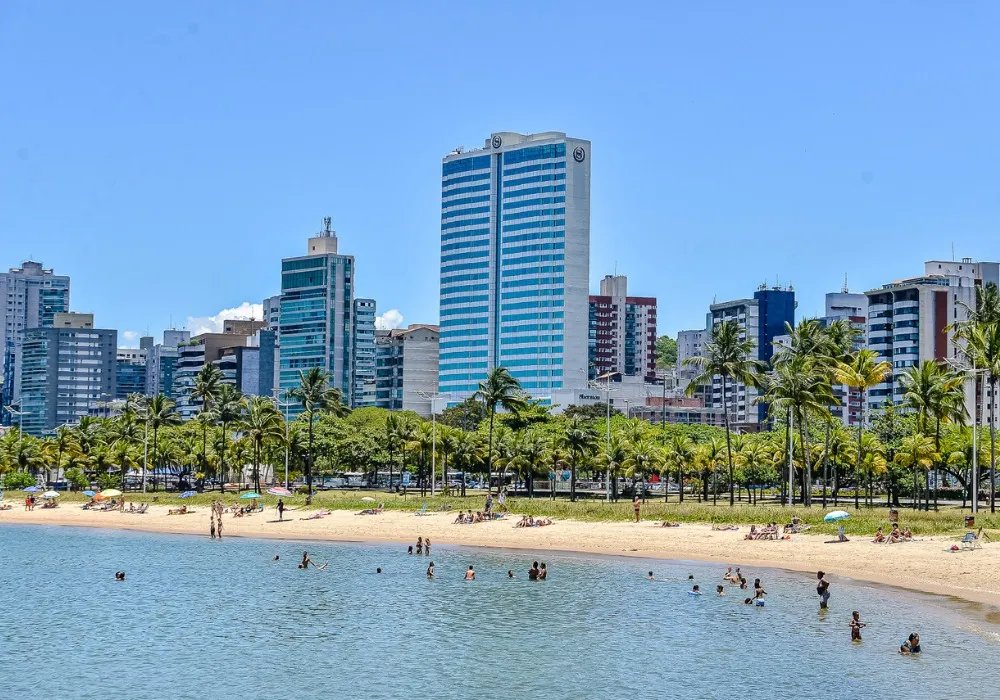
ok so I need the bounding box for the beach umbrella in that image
[24,486,41,493]
[83,490,96,497]
[42,491,60,499]
[240,492,261,500]
[267,487,292,496]
[102,489,122,498]
[178,491,197,499]
[824,510,850,522]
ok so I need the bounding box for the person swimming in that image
[743,598,753,605]
[850,611,866,641]
[426,562,434,578]
[690,585,701,595]
[408,545,414,555]
[465,566,476,580]
[900,633,921,654]
[299,552,328,570]
[716,585,725,596]
[272,555,280,561]
[114,571,125,581]
[648,571,655,581]
[508,569,515,579]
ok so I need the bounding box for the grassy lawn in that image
[29,488,1000,537]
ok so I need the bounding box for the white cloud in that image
[121,330,139,345]
[185,302,264,335]
[375,308,404,330]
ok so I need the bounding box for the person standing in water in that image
[850,611,866,641]
[416,536,423,555]
[300,551,328,570]
[529,562,540,580]
[539,563,547,580]
[426,561,435,578]
[210,516,216,539]
[816,571,830,609]
[465,566,476,580]
[424,537,431,555]
[216,515,223,540]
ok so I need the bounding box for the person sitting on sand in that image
[465,566,476,581]
[888,525,902,544]
[168,505,188,515]
[899,633,921,655]
[535,517,553,527]
[850,611,866,641]
[873,527,886,544]
[660,521,680,527]
[902,528,913,541]
[744,525,758,540]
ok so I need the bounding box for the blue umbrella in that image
[824,510,850,522]
[178,491,197,499]
[83,490,96,497]
[240,492,261,500]
[24,486,41,493]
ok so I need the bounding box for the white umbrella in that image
[42,491,60,499]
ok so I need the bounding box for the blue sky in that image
[2,1,998,345]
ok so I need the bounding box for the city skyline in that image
[3,4,998,344]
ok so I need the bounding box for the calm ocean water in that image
[1,525,997,699]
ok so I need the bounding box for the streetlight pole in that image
[272,389,290,489]
[416,390,440,497]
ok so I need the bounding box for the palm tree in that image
[105,408,141,489]
[684,320,766,505]
[835,349,892,508]
[519,431,551,499]
[473,367,527,494]
[288,367,346,495]
[450,430,484,497]
[735,439,768,505]
[244,396,283,493]
[192,364,223,485]
[559,416,597,501]
[598,433,627,502]
[759,361,834,506]
[662,433,696,503]
[894,434,938,509]
[146,394,181,492]
[699,436,726,504]
[955,321,1000,513]
[624,438,662,499]
[212,385,246,489]
[46,425,80,487]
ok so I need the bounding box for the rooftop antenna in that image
[322,216,333,236]
[842,273,849,294]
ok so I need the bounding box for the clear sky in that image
[2,1,998,345]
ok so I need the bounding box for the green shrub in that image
[64,468,90,491]
[96,473,119,490]
[2,471,37,490]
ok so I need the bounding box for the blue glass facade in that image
[438,134,589,399]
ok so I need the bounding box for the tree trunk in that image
[798,409,813,507]
[991,379,997,514]
[306,416,314,495]
[722,377,735,506]
[855,399,863,510]
[822,420,830,509]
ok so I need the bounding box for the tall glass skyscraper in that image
[438,132,591,402]
[278,220,354,413]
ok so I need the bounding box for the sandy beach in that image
[3,504,999,607]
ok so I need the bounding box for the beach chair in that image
[415,503,429,516]
[960,531,982,551]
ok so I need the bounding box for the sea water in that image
[0,525,997,699]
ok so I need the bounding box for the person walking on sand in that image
[277,498,285,521]
[850,611,866,641]
[633,494,641,523]
[816,571,830,610]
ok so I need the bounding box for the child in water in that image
[691,585,701,595]
[716,585,725,596]
[850,611,866,641]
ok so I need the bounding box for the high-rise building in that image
[676,327,708,389]
[19,313,116,435]
[588,274,657,380]
[708,286,795,425]
[262,295,281,329]
[115,347,147,399]
[865,258,998,420]
[1,260,70,418]
[352,298,376,407]
[173,331,253,419]
[376,324,440,416]
[821,289,868,426]
[278,218,354,412]
[145,329,190,400]
[437,131,591,404]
